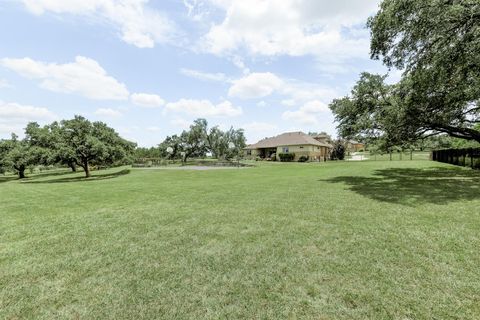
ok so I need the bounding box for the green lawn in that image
[1,161,480,319]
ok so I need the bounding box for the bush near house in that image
[278,153,295,162]
[298,155,309,162]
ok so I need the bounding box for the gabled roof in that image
[245,131,333,149]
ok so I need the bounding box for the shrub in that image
[330,140,346,160]
[255,156,261,161]
[270,153,276,161]
[278,153,295,162]
[298,155,309,162]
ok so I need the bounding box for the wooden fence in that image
[432,148,480,169]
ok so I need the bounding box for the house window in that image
[282,147,289,153]
[246,150,252,155]
[299,146,304,149]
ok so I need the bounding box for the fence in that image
[345,151,431,161]
[432,148,480,169]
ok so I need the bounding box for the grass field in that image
[1,160,480,319]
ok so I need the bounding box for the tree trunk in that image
[14,165,26,179]
[18,165,26,179]
[68,162,77,172]
[83,161,91,178]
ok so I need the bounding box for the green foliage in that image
[158,118,246,162]
[179,119,209,162]
[298,155,309,162]
[330,140,346,160]
[135,147,163,159]
[364,0,480,143]
[0,133,40,178]
[278,153,295,162]
[158,134,182,159]
[58,116,136,177]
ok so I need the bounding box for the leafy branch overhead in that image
[331,0,480,147]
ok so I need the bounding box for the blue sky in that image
[0,0,398,146]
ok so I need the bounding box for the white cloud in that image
[202,0,378,60]
[0,101,56,121]
[282,100,330,125]
[94,108,123,117]
[0,101,57,136]
[228,72,283,99]
[1,56,129,100]
[131,93,165,108]
[231,55,250,74]
[282,81,338,104]
[22,0,175,48]
[228,72,338,103]
[180,68,228,82]
[256,101,267,107]
[281,99,296,107]
[165,99,242,117]
[0,79,11,88]
[242,121,278,144]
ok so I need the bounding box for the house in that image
[346,140,365,153]
[311,133,332,145]
[244,131,333,161]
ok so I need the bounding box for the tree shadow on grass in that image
[22,169,131,184]
[322,167,480,206]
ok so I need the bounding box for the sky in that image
[0,0,400,147]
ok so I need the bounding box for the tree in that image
[365,0,480,142]
[330,72,410,144]
[0,134,40,179]
[58,116,135,178]
[159,134,182,159]
[330,140,346,161]
[205,126,226,159]
[179,119,208,163]
[158,119,246,162]
[223,127,246,160]
[206,125,246,160]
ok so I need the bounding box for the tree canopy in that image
[157,118,246,162]
[331,0,480,145]
[0,116,136,179]
[58,116,136,177]
[0,134,41,178]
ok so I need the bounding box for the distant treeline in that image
[135,118,246,163]
[0,117,247,178]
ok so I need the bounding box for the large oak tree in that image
[0,134,41,179]
[332,0,480,143]
[58,116,136,177]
